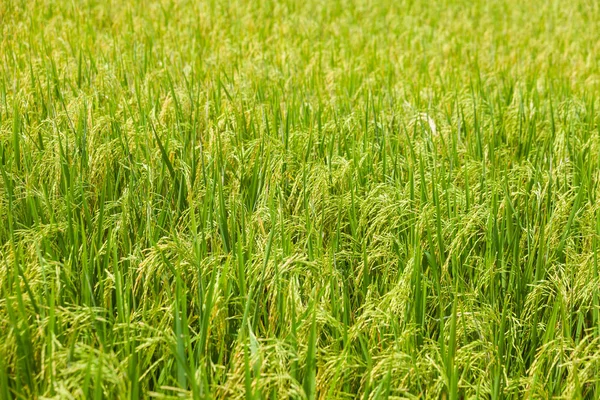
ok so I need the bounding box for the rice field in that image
[2,0,600,398]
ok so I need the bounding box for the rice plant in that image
[1,0,600,398]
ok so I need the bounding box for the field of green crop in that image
[2,0,600,398]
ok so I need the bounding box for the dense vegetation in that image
[2,0,600,398]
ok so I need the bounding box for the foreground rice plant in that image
[2,0,600,398]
